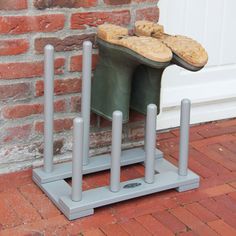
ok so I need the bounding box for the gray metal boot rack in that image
[33,42,200,220]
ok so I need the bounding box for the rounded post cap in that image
[44,44,54,51]
[112,110,123,118]
[147,104,157,111]
[181,98,191,105]
[83,41,92,48]
[73,117,84,125]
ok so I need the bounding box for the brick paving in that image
[0,119,236,236]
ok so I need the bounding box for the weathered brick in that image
[35,118,73,133]
[38,139,64,156]
[0,15,65,35]
[35,78,82,97]
[70,54,98,72]
[0,39,29,56]
[135,7,159,21]
[70,95,81,112]
[35,34,96,53]
[104,0,131,5]
[0,58,65,80]
[0,83,32,101]
[0,0,27,10]
[2,100,66,119]
[34,0,97,9]
[3,124,32,143]
[71,10,131,30]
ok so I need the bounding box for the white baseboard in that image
[156,65,236,130]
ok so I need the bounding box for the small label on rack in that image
[123,183,142,189]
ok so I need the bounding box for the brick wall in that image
[0,0,159,173]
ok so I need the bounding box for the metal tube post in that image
[178,99,191,176]
[44,45,54,173]
[110,111,123,192]
[72,117,84,202]
[145,104,157,184]
[81,41,92,166]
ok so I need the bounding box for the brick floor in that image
[0,119,236,236]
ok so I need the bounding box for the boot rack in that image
[33,42,200,220]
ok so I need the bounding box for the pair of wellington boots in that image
[91,21,208,122]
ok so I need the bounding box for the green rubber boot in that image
[91,39,169,123]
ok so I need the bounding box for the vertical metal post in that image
[44,45,54,173]
[110,111,123,192]
[145,104,157,184]
[72,117,84,202]
[178,99,191,176]
[81,41,92,166]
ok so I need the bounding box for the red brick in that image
[0,58,65,80]
[221,139,236,154]
[34,0,98,9]
[2,100,66,119]
[119,218,152,235]
[198,145,236,171]
[191,134,236,148]
[185,202,218,223]
[0,188,41,230]
[203,184,235,197]
[209,143,236,162]
[70,95,81,112]
[132,0,158,2]
[65,208,117,234]
[179,231,197,236]
[112,194,165,221]
[3,124,32,143]
[208,220,236,236]
[70,54,98,72]
[229,181,236,189]
[104,0,131,5]
[171,128,204,141]
[0,15,65,35]
[0,0,27,10]
[101,223,129,235]
[200,198,236,229]
[135,214,174,235]
[0,39,29,56]
[0,191,22,230]
[135,7,159,21]
[35,34,95,53]
[170,151,215,178]
[186,148,230,176]
[19,183,60,219]
[35,118,73,133]
[83,228,105,236]
[152,210,187,234]
[200,172,236,190]
[228,191,236,202]
[170,207,218,236]
[0,215,68,235]
[214,195,236,213]
[0,169,32,193]
[35,78,81,96]
[197,121,236,138]
[157,136,180,155]
[0,82,32,101]
[71,10,131,30]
